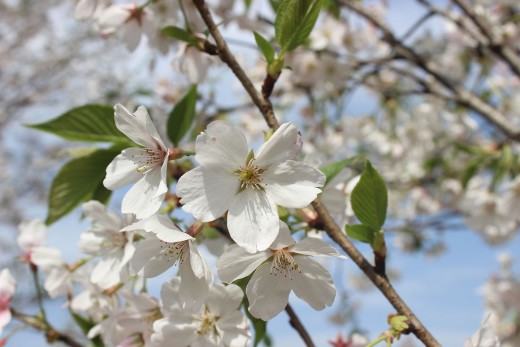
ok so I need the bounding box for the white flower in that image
[17,219,46,263]
[217,221,342,320]
[465,314,501,347]
[123,215,213,308]
[79,201,136,289]
[177,121,325,253]
[0,269,15,335]
[95,4,156,51]
[31,247,73,298]
[103,104,171,219]
[151,278,250,347]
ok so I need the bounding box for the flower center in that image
[270,248,301,280]
[131,148,166,175]
[196,306,219,336]
[235,158,263,190]
[159,240,188,265]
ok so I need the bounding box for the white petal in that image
[103,149,143,190]
[255,122,302,167]
[206,283,243,316]
[291,256,335,311]
[31,247,63,271]
[75,0,96,20]
[246,263,291,321]
[217,244,270,283]
[121,167,167,219]
[160,278,182,314]
[114,104,165,150]
[263,160,325,208]
[269,221,296,250]
[228,189,279,253]
[122,19,142,52]
[178,255,211,309]
[130,237,173,278]
[188,241,212,280]
[218,312,251,347]
[123,215,191,243]
[96,5,130,35]
[91,256,121,289]
[195,121,248,170]
[291,237,345,258]
[0,269,15,295]
[177,166,239,222]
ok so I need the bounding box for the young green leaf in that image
[253,31,275,64]
[167,85,198,146]
[320,156,358,186]
[274,0,324,54]
[162,26,197,44]
[29,105,130,143]
[345,224,377,244]
[45,148,120,225]
[350,160,388,231]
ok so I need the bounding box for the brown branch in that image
[285,304,316,347]
[192,0,280,130]
[340,0,520,141]
[11,309,84,347]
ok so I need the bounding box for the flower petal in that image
[291,256,335,311]
[123,215,191,243]
[130,237,173,278]
[246,263,291,321]
[195,121,248,170]
[255,122,302,168]
[269,221,296,250]
[217,244,270,283]
[121,166,168,219]
[291,237,345,258]
[103,149,143,190]
[177,166,239,222]
[228,189,279,253]
[263,160,325,208]
[178,255,211,310]
[114,104,165,150]
[206,284,243,317]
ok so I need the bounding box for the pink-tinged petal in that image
[123,215,191,243]
[0,269,15,298]
[130,237,173,278]
[114,104,163,150]
[195,121,249,170]
[217,245,270,283]
[17,219,46,254]
[0,309,12,335]
[255,122,302,168]
[228,189,279,253]
[206,284,243,317]
[246,264,291,321]
[177,166,239,222]
[263,160,325,208]
[122,19,142,52]
[121,167,167,219]
[290,256,335,310]
[103,149,143,190]
[269,221,296,250]
[290,237,345,258]
[178,255,211,310]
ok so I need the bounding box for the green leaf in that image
[320,156,358,186]
[167,85,198,146]
[350,161,388,231]
[461,155,485,189]
[345,224,376,244]
[254,31,275,64]
[232,275,266,347]
[46,148,120,225]
[29,105,130,143]
[162,26,197,44]
[274,0,324,54]
[70,311,105,347]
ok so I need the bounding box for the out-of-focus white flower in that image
[151,278,250,347]
[95,4,156,51]
[17,219,46,263]
[465,314,501,347]
[79,201,136,289]
[103,104,171,219]
[177,121,325,253]
[0,269,15,335]
[310,15,348,50]
[123,215,213,309]
[217,221,343,320]
[31,247,73,298]
[174,43,214,84]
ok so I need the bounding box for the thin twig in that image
[285,304,316,347]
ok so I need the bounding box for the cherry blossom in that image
[0,269,15,335]
[103,104,171,219]
[17,219,46,263]
[177,121,325,253]
[151,278,250,347]
[465,314,501,347]
[217,221,343,320]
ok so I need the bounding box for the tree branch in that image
[285,304,316,347]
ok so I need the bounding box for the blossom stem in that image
[285,304,315,347]
[30,265,47,321]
